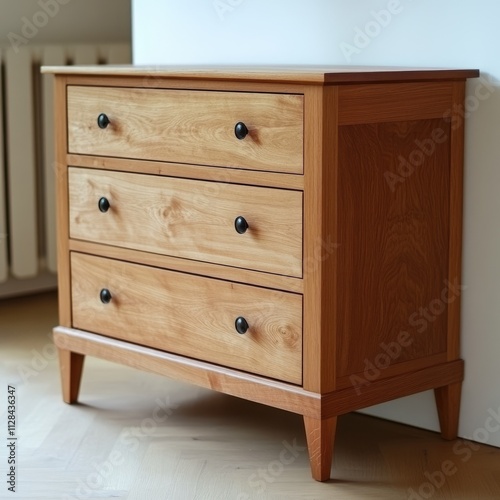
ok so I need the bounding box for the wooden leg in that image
[303,415,337,481]
[58,348,85,404]
[434,382,462,440]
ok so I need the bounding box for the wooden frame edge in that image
[323,359,464,418]
[53,326,320,417]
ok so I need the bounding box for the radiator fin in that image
[5,47,38,279]
[0,43,131,294]
[0,49,8,282]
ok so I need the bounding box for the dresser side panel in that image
[447,81,467,361]
[336,107,453,382]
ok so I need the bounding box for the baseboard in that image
[0,271,57,299]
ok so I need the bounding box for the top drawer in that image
[67,86,304,174]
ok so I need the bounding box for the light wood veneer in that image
[67,86,304,173]
[71,252,303,384]
[68,167,303,277]
[43,65,479,483]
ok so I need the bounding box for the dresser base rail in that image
[53,326,464,481]
[53,326,321,416]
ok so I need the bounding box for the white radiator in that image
[0,43,131,298]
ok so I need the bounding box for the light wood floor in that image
[1,292,499,500]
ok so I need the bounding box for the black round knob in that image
[235,316,249,335]
[97,113,110,129]
[98,197,110,213]
[100,289,112,304]
[234,122,249,140]
[234,216,249,234]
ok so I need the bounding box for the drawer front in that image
[71,253,303,384]
[69,168,303,278]
[67,86,303,174]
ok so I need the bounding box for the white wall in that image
[132,0,500,448]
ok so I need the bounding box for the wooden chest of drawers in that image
[43,65,479,481]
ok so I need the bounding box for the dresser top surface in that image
[42,65,479,84]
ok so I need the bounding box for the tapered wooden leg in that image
[303,416,337,481]
[58,348,85,404]
[434,382,462,440]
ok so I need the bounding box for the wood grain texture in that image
[57,348,85,403]
[67,86,304,173]
[303,416,337,481]
[54,77,72,326]
[71,253,303,384]
[69,239,304,294]
[338,82,454,125]
[64,74,308,95]
[336,119,451,379]
[323,360,464,419]
[435,382,462,440]
[447,82,467,360]
[68,167,302,278]
[66,154,304,190]
[302,85,338,394]
[42,64,480,84]
[335,352,447,390]
[53,326,319,417]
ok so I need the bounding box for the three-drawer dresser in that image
[43,65,479,481]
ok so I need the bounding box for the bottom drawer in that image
[71,253,303,384]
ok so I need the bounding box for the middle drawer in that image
[69,168,303,277]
